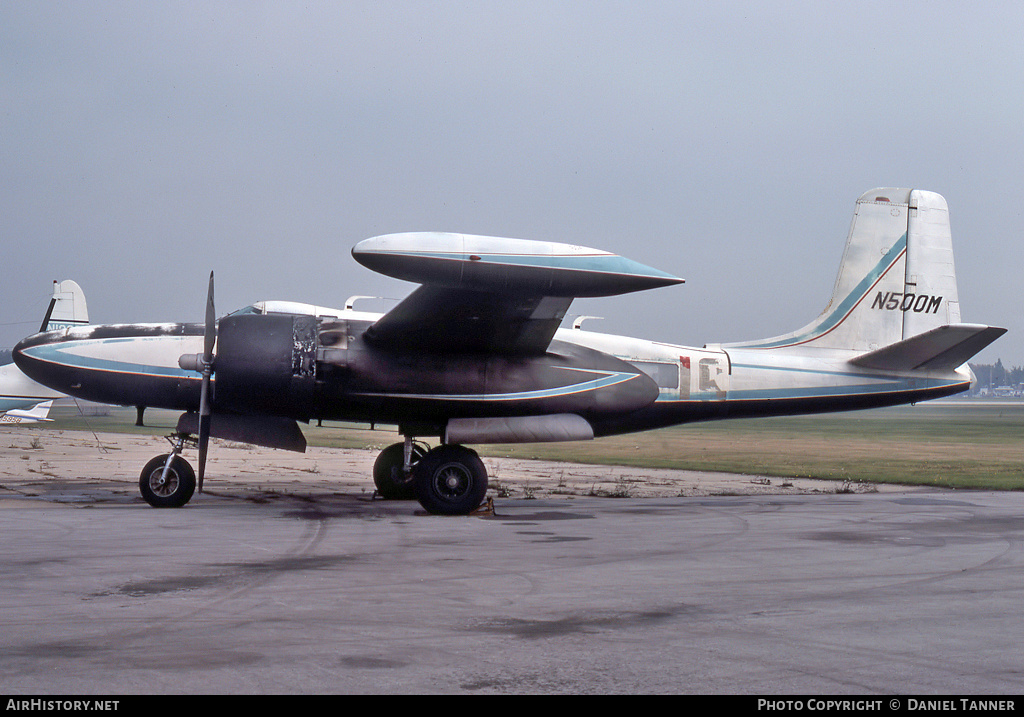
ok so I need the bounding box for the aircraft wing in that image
[352,233,683,355]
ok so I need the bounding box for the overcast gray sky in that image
[3,1,1022,366]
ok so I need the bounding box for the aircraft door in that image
[695,351,729,400]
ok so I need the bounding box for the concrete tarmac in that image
[1,429,1022,694]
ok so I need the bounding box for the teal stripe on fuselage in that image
[724,378,961,402]
[730,362,917,382]
[737,233,907,349]
[649,379,966,404]
[20,339,193,379]
[649,359,963,403]
[352,368,639,402]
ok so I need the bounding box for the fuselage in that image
[563,327,971,435]
[12,300,972,440]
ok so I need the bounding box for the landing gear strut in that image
[139,434,197,508]
[373,437,427,500]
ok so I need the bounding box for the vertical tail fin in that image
[43,280,89,332]
[0,400,54,423]
[728,188,965,352]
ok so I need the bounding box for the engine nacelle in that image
[212,314,660,429]
[318,322,660,424]
[213,313,318,418]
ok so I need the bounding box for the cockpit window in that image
[226,305,264,317]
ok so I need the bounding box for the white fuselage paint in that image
[560,326,970,407]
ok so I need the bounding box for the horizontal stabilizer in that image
[850,324,1007,372]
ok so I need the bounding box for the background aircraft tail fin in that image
[726,188,997,360]
[0,400,54,424]
[42,280,89,332]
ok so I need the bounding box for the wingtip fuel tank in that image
[352,232,684,297]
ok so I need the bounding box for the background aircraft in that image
[1,280,88,424]
[13,189,1004,514]
[0,401,53,425]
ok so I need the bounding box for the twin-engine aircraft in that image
[1,280,88,424]
[14,189,1005,514]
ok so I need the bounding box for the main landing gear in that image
[374,437,489,516]
[139,432,489,516]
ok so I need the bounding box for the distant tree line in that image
[969,359,1024,392]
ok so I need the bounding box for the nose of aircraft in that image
[13,323,205,410]
[13,330,76,396]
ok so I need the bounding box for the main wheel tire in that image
[139,454,196,508]
[373,442,427,500]
[413,444,488,516]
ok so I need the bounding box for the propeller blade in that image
[197,271,215,492]
[197,394,210,492]
[203,271,216,361]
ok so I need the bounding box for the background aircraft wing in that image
[352,232,683,355]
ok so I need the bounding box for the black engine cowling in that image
[213,313,318,418]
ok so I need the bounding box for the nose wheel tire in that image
[413,444,488,515]
[139,454,197,508]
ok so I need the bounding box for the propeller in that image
[179,271,216,492]
[197,271,216,492]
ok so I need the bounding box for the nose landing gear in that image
[139,434,197,508]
